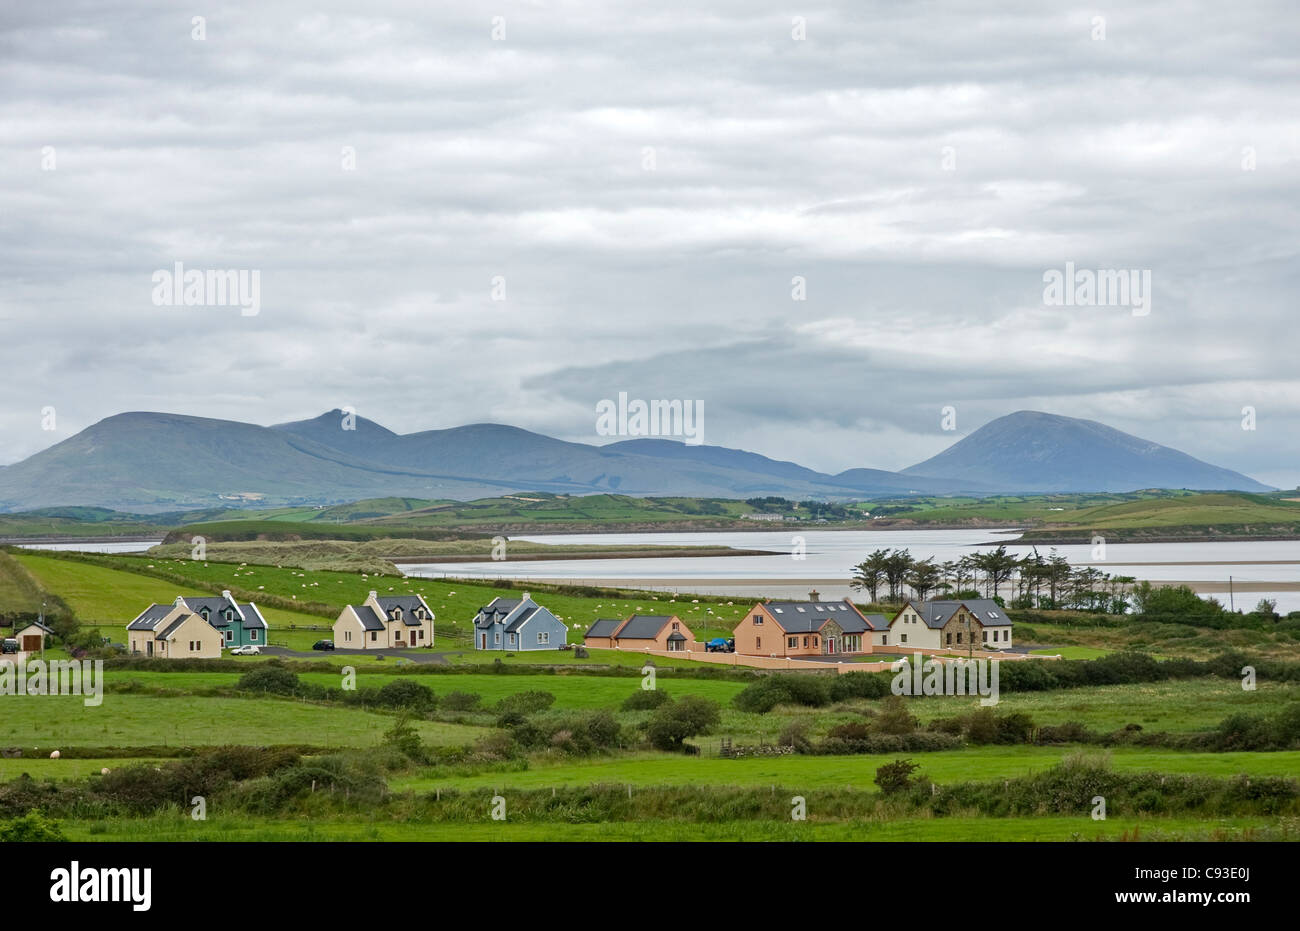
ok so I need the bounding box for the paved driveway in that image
[260,646,452,665]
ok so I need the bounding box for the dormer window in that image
[225,609,234,622]
[200,608,209,620]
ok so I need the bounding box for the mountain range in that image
[0,409,1271,512]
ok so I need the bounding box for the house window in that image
[756,637,761,649]
[882,635,888,645]
[672,622,679,630]
[787,637,797,648]
[495,632,501,644]
[225,630,234,642]
[371,631,378,642]
[538,632,550,644]
[901,634,908,644]
[753,616,763,625]
[802,636,808,647]
[250,629,258,641]
[956,631,962,643]
[946,633,952,645]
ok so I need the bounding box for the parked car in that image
[229,645,261,655]
[705,637,735,653]
[1,638,18,654]
[312,639,335,651]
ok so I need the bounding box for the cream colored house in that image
[126,603,224,658]
[889,599,1013,651]
[334,591,434,650]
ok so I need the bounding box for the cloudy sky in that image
[3,1,1297,487]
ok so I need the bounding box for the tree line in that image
[849,545,1135,612]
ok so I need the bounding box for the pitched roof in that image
[585,618,622,639]
[959,599,1012,627]
[156,614,192,640]
[861,613,890,631]
[127,603,176,631]
[758,601,869,634]
[238,603,268,630]
[475,597,522,628]
[376,595,431,625]
[614,615,676,640]
[352,605,385,632]
[897,600,1012,629]
[505,605,538,632]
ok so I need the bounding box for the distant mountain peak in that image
[903,410,1271,493]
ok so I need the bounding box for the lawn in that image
[0,693,489,749]
[55,813,1294,842]
[391,747,1300,794]
[18,551,755,647]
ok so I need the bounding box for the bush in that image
[645,697,721,751]
[622,689,670,711]
[778,721,812,752]
[874,759,919,796]
[732,674,832,713]
[874,695,918,735]
[375,678,437,711]
[0,810,66,842]
[235,665,301,696]
[441,690,481,711]
[494,690,556,715]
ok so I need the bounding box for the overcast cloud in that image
[2,1,1297,487]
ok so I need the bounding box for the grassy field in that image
[96,669,748,706]
[392,747,1300,793]
[10,549,753,648]
[56,813,1293,842]
[0,693,488,749]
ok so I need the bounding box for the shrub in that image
[732,674,832,713]
[494,690,556,715]
[874,759,919,796]
[0,809,66,842]
[375,678,437,711]
[645,697,721,751]
[874,695,918,735]
[441,690,482,712]
[235,665,301,696]
[622,689,670,711]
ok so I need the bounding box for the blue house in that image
[472,593,567,651]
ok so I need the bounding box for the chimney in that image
[369,590,378,602]
[808,589,820,602]
[522,592,530,603]
[222,590,233,602]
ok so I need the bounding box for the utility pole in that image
[1229,576,1234,612]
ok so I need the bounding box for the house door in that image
[146,641,153,656]
[21,635,40,651]
[480,634,487,649]
[825,638,835,654]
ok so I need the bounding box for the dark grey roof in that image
[476,597,522,628]
[861,613,890,631]
[585,618,622,638]
[614,615,675,640]
[505,605,538,632]
[377,595,431,625]
[760,601,868,634]
[352,605,385,632]
[156,614,191,640]
[902,600,1012,629]
[127,603,175,631]
[667,632,687,642]
[239,604,268,630]
[960,599,1012,627]
[182,596,242,626]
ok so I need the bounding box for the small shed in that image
[14,620,53,653]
